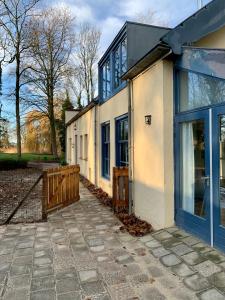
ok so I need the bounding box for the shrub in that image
[0,159,27,170]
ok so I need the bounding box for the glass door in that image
[213,106,225,252]
[175,110,211,244]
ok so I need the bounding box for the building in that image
[66,0,225,252]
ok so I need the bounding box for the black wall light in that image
[145,115,152,125]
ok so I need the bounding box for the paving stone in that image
[0,262,10,273]
[139,235,154,243]
[31,276,55,291]
[153,231,173,241]
[13,255,33,265]
[161,237,182,249]
[9,274,31,288]
[115,254,134,264]
[173,230,190,239]
[142,287,166,300]
[55,269,77,280]
[145,239,161,249]
[165,226,179,233]
[209,272,225,292]
[171,263,195,277]
[90,245,105,252]
[204,250,225,264]
[3,288,30,300]
[33,265,54,277]
[171,243,193,256]
[108,282,137,299]
[197,288,225,300]
[86,238,104,247]
[81,281,106,296]
[151,247,171,258]
[14,248,34,257]
[192,243,213,254]
[160,254,182,267]
[181,251,206,266]
[194,260,222,277]
[34,256,53,266]
[57,291,81,300]
[148,265,164,277]
[182,236,200,246]
[183,274,211,291]
[30,289,56,300]
[79,270,98,282]
[56,278,80,294]
[10,264,31,276]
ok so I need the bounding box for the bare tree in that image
[66,65,84,109]
[76,23,101,104]
[0,0,40,157]
[23,7,75,157]
[135,9,169,27]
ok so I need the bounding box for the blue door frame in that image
[175,109,211,244]
[212,105,225,252]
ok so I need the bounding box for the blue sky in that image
[1,0,212,122]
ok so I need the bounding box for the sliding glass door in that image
[175,110,211,244]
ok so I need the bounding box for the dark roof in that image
[123,0,225,79]
[162,0,225,54]
[98,21,171,66]
[66,101,97,127]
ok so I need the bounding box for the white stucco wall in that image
[132,60,174,230]
[97,87,129,196]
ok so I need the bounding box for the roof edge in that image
[66,101,97,127]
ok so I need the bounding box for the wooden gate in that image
[113,167,129,212]
[42,165,80,217]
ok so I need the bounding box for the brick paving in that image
[0,184,224,299]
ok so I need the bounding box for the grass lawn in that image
[0,153,58,162]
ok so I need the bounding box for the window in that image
[177,69,225,112]
[114,45,120,89]
[102,123,110,178]
[84,134,88,160]
[101,37,127,101]
[116,116,128,167]
[102,59,111,100]
[80,135,83,159]
[74,135,77,164]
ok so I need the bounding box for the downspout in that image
[94,105,97,185]
[128,79,133,215]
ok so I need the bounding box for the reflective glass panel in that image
[219,116,225,226]
[180,119,206,217]
[179,70,225,112]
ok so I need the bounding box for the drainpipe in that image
[128,79,133,215]
[94,105,97,185]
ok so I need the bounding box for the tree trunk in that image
[48,96,58,158]
[16,53,21,158]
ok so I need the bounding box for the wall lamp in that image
[145,115,152,125]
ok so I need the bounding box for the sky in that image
[1,0,212,123]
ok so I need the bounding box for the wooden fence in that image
[113,167,129,212]
[42,165,80,217]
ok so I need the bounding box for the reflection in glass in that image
[179,70,225,112]
[219,116,225,226]
[180,120,206,217]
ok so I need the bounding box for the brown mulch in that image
[0,168,43,224]
[80,175,153,237]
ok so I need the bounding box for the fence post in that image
[42,170,48,221]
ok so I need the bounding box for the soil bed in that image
[80,175,153,236]
[0,168,43,224]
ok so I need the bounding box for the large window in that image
[80,135,83,159]
[177,69,225,112]
[116,116,128,167]
[102,123,110,178]
[101,37,127,101]
[84,134,88,160]
[102,59,111,99]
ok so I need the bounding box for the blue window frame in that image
[102,122,110,178]
[100,37,127,102]
[116,115,128,167]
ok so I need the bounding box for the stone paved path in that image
[0,184,224,299]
